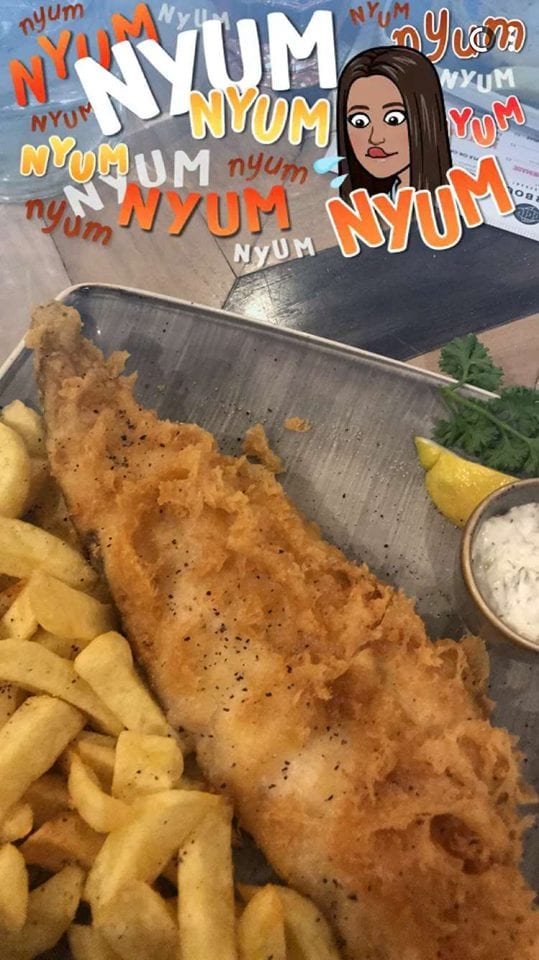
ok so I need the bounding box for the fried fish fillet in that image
[28,303,538,960]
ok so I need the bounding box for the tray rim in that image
[0,281,496,397]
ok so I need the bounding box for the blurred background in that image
[0,0,537,384]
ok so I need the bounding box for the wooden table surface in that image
[412,314,539,388]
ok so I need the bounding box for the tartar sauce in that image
[472,502,539,644]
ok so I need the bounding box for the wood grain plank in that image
[409,314,539,388]
[0,204,70,363]
[49,190,236,310]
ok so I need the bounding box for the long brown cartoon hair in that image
[337,46,452,200]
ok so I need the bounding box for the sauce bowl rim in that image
[460,477,539,654]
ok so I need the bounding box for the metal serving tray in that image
[1,283,537,888]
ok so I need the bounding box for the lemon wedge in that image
[415,437,514,527]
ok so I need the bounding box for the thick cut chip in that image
[0,683,26,728]
[33,627,86,660]
[96,881,178,960]
[85,789,221,915]
[69,924,121,960]
[21,810,103,872]
[0,843,29,932]
[1,864,84,960]
[0,640,123,735]
[28,571,116,640]
[62,732,116,792]
[68,755,131,834]
[178,801,237,960]
[1,401,46,459]
[112,731,183,800]
[0,581,24,620]
[0,801,33,843]
[237,886,286,960]
[0,695,84,821]
[1,583,37,642]
[74,633,172,736]
[0,518,96,588]
[0,422,31,519]
[238,885,342,960]
[23,773,71,828]
[274,886,341,960]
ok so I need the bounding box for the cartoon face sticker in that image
[337,46,452,200]
[346,75,411,187]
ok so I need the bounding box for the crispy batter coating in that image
[283,417,311,432]
[243,423,284,473]
[28,303,538,960]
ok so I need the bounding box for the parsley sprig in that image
[432,334,539,476]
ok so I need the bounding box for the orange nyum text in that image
[19,3,85,35]
[392,11,526,62]
[117,184,291,237]
[31,102,92,132]
[10,3,159,106]
[326,156,514,257]
[228,153,308,185]
[26,197,112,245]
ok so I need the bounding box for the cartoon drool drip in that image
[337,46,452,200]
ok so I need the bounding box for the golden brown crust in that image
[283,416,312,433]
[243,423,284,473]
[29,302,539,960]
